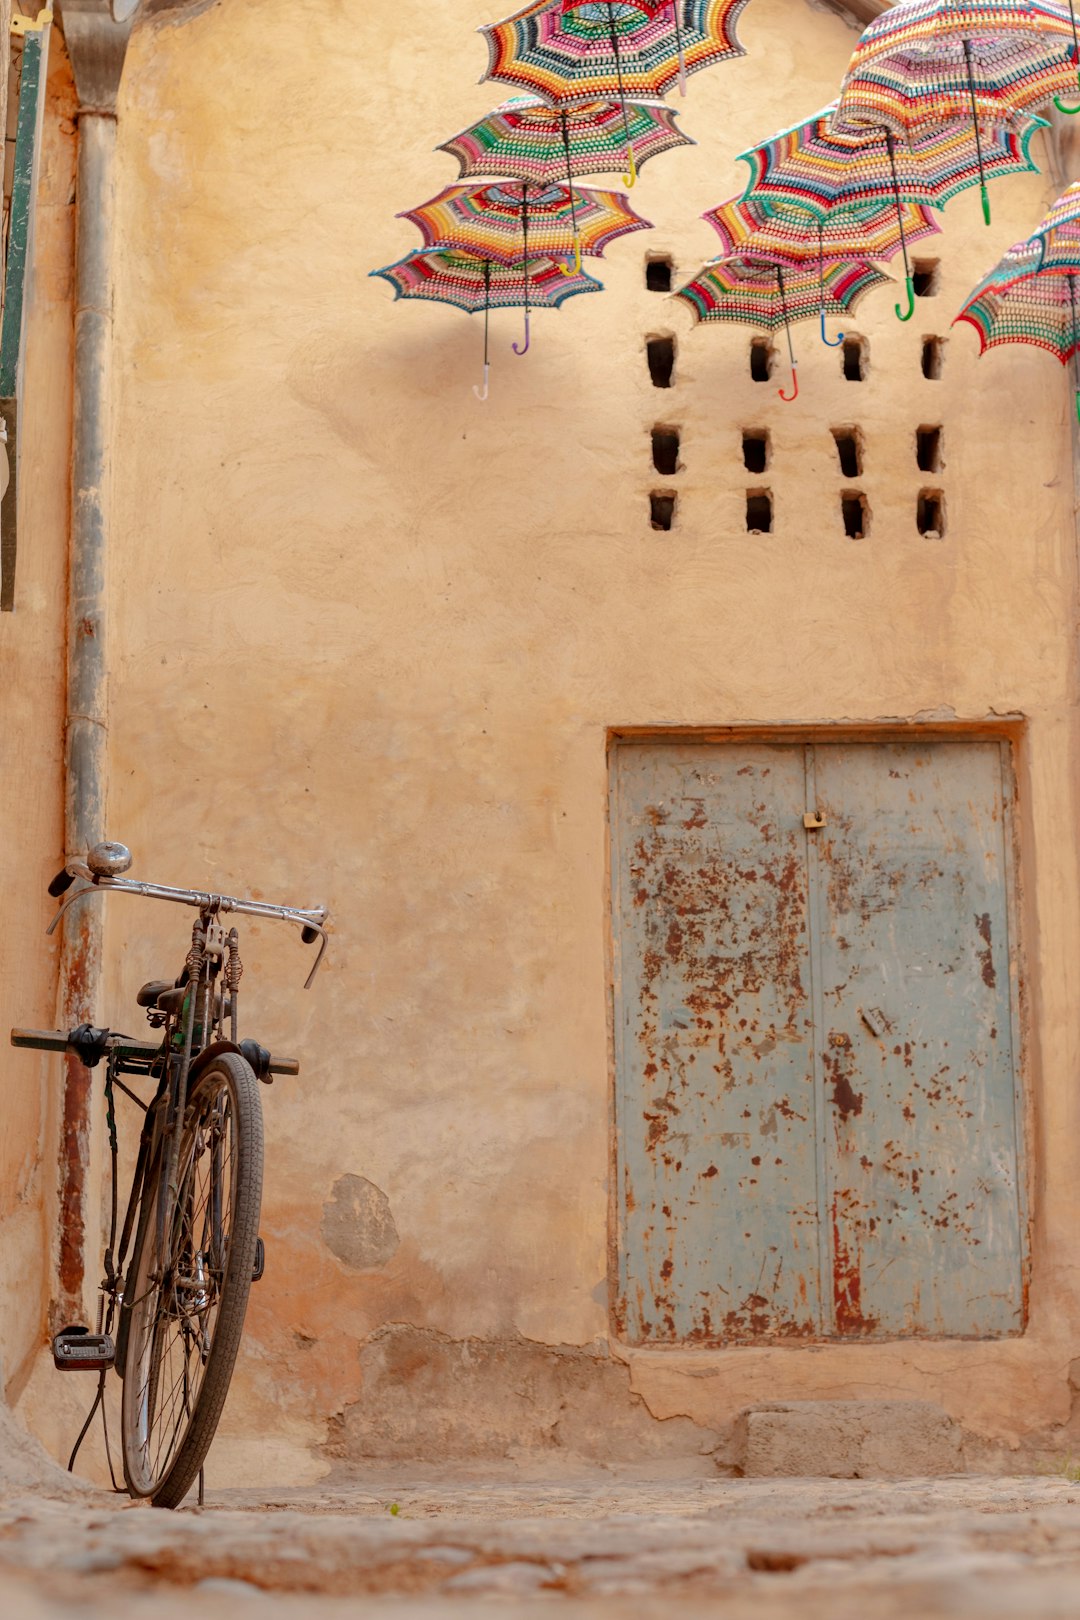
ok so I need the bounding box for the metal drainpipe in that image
[53,0,133,1325]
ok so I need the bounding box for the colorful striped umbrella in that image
[438,94,692,185]
[675,255,891,401]
[399,181,650,347]
[479,1,750,180]
[835,0,1075,224]
[739,104,1046,318]
[370,249,602,399]
[955,252,1080,422]
[704,195,940,342]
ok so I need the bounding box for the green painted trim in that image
[0,28,49,398]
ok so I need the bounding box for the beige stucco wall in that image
[0,21,75,1406]
[13,0,1080,1477]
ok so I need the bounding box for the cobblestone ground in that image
[4,1474,1080,1618]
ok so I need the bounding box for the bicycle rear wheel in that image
[120,1051,263,1507]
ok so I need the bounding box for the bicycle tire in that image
[120,1051,263,1507]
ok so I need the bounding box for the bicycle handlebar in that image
[46,850,330,988]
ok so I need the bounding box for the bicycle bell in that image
[87,841,133,878]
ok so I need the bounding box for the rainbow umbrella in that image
[399,181,650,349]
[739,103,1046,319]
[370,249,602,400]
[835,0,1075,225]
[479,1,750,182]
[703,194,941,343]
[955,248,1080,422]
[675,254,891,401]
[437,95,691,270]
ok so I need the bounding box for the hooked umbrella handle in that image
[778,361,798,403]
[472,362,490,403]
[513,313,531,356]
[896,275,915,323]
[558,234,583,277]
[622,143,638,189]
[820,310,843,347]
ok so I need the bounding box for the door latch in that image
[803,811,827,829]
[860,1006,890,1038]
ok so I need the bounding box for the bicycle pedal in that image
[252,1237,265,1283]
[52,1325,115,1372]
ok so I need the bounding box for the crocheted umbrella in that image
[674,255,891,401]
[835,0,1075,226]
[955,250,1080,422]
[1012,178,1080,268]
[437,95,691,269]
[703,194,940,343]
[370,249,602,399]
[399,181,650,348]
[738,103,1046,319]
[479,1,750,181]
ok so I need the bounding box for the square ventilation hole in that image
[746,490,773,533]
[645,256,673,292]
[742,429,770,474]
[917,489,945,537]
[916,425,943,473]
[922,336,944,379]
[646,335,675,388]
[652,425,680,475]
[650,491,676,530]
[842,337,867,381]
[831,427,862,478]
[912,259,940,297]
[750,338,774,382]
[841,491,869,539]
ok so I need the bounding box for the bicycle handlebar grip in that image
[48,868,75,898]
[301,926,319,945]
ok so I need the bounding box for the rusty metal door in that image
[611,738,1025,1344]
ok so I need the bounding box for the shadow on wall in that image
[327,1325,721,1468]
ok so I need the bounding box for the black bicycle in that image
[11,840,327,1508]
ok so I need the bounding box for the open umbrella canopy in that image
[738,102,1047,219]
[437,94,693,185]
[675,254,891,329]
[955,254,1080,416]
[370,248,604,397]
[398,180,652,266]
[837,0,1076,134]
[675,253,891,400]
[703,195,941,266]
[479,0,751,106]
[370,247,603,311]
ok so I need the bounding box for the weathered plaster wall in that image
[0,25,75,1405]
[17,0,1080,1478]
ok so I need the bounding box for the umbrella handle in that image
[558,234,583,277]
[895,275,915,322]
[778,361,798,403]
[980,185,991,226]
[622,144,638,188]
[513,312,531,355]
[673,1,686,95]
[1054,70,1080,113]
[472,362,490,403]
[1075,388,1080,427]
[820,310,843,347]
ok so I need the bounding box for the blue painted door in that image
[611,739,1025,1344]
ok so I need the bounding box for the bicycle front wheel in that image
[120,1051,263,1507]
